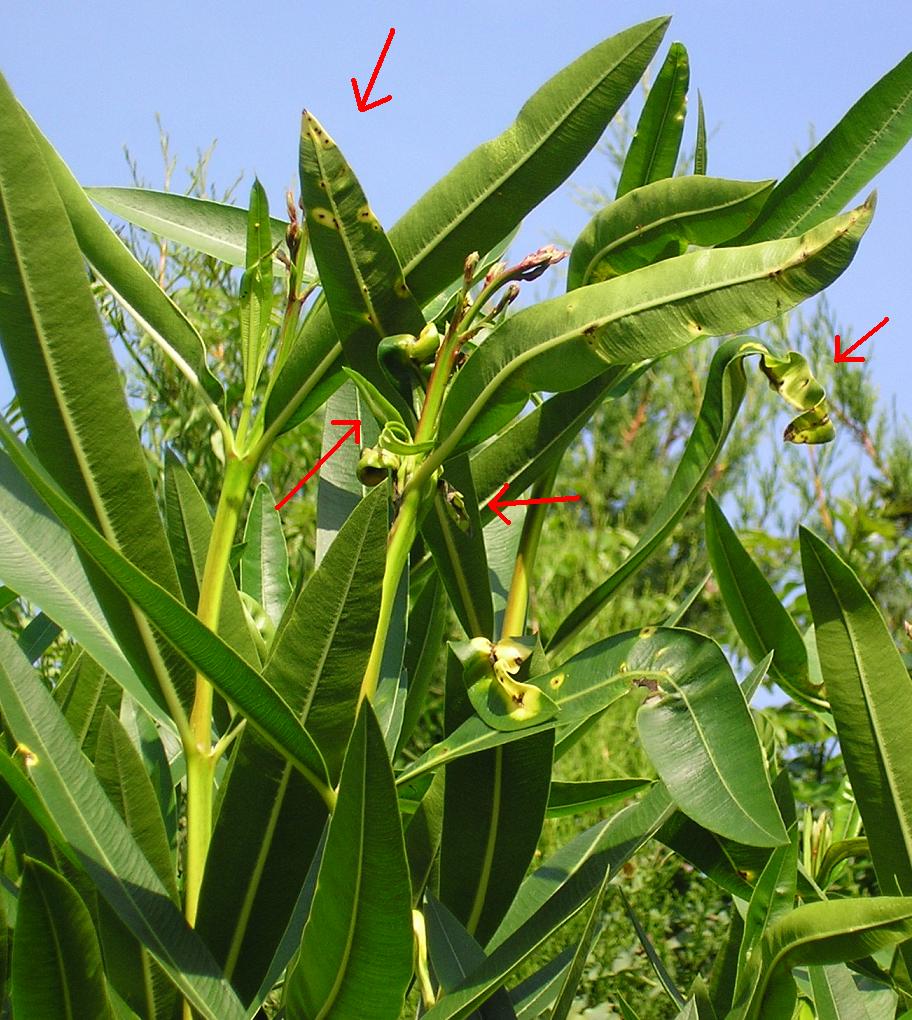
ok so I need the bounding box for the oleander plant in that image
[1,14,912,1020]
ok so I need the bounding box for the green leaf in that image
[440,647,555,943]
[616,41,689,198]
[809,963,897,1020]
[546,778,652,818]
[736,897,912,1020]
[424,786,675,1020]
[470,365,642,522]
[266,484,387,779]
[94,709,176,899]
[315,379,375,563]
[54,652,122,760]
[405,772,444,906]
[424,894,516,1016]
[0,442,168,728]
[240,483,292,631]
[705,495,821,707]
[299,110,426,402]
[568,176,773,288]
[0,630,246,1020]
[17,612,60,662]
[694,91,707,175]
[12,858,115,1020]
[23,116,223,404]
[735,826,798,1002]
[509,948,574,1019]
[196,487,386,1000]
[732,51,912,243]
[635,628,787,847]
[239,178,275,390]
[285,703,413,1020]
[485,501,526,638]
[195,730,329,1005]
[0,419,331,796]
[800,528,912,899]
[86,186,299,270]
[422,456,494,638]
[550,862,613,1020]
[265,17,669,433]
[94,709,180,1020]
[437,199,873,459]
[546,338,835,654]
[0,73,194,717]
[397,572,446,755]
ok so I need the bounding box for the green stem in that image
[359,484,422,705]
[500,462,559,640]
[184,454,253,928]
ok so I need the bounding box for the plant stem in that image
[501,462,559,640]
[184,454,253,928]
[359,483,421,705]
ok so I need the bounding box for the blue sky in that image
[2,1,910,415]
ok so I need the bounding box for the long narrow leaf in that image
[616,41,689,197]
[0,630,245,1020]
[732,50,912,243]
[438,200,872,459]
[0,419,331,795]
[265,17,669,433]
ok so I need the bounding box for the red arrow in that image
[488,482,581,526]
[834,315,889,363]
[275,420,361,510]
[351,28,395,112]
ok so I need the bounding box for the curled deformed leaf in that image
[455,637,559,731]
[759,349,834,444]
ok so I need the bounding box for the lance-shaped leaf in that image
[0,630,245,1020]
[299,110,426,403]
[440,646,554,944]
[546,778,652,818]
[196,486,386,1001]
[240,483,292,632]
[635,628,787,847]
[800,528,912,900]
[424,894,516,1016]
[265,17,669,433]
[470,365,642,520]
[694,91,707,175]
[54,652,122,761]
[94,709,180,1020]
[809,963,897,1020]
[616,41,689,198]
[732,50,912,244]
[568,177,774,288]
[398,571,446,755]
[0,72,193,716]
[285,704,413,1020]
[437,199,872,459]
[86,186,300,271]
[705,495,821,707]
[546,339,835,653]
[0,420,331,797]
[422,786,675,1020]
[239,179,275,391]
[733,897,912,1020]
[422,456,494,639]
[0,450,166,724]
[22,113,224,404]
[12,858,115,1020]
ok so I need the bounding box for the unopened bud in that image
[463,250,480,287]
[410,322,440,363]
[514,245,569,282]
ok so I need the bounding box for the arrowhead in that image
[331,418,362,445]
[351,76,392,112]
[833,334,865,364]
[488,482,512,526]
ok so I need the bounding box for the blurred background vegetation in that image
[4,106,909,1018]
